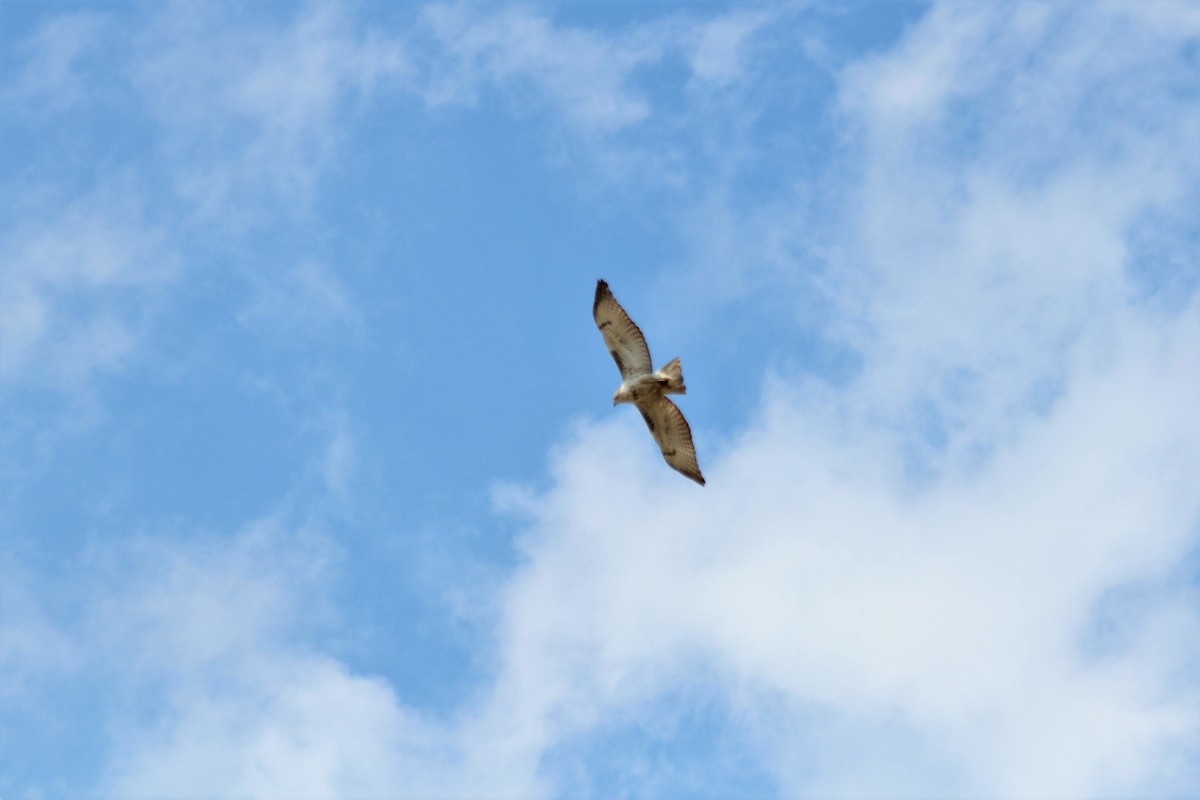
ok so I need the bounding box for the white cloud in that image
[477,299,1200,797]
[1,500,479,797]
[830,0,1200,466]
[420,3,657,132]
[237,259,362,339]
[465,2,1200,797]
[106,654,450,798]
[0,555,79,704]
[0,174,177,489]
[317,413,357,503]
[129,2,410,220]
[420,4,774,129]
[5,11,110,116]
[38,520,461,798]
[686,9,771,86]
[0,179,174,387]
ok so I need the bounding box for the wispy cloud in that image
[2,518,448,797]
[420,3,659,132]
[5,10,112,117]
[0,179,173,387]
[237,259,362,340]
[84,523,367,796]
[832,0,1200,471]
[128,2,409,222]
[0,171,177,492]
[415,2,785,192]
[419,4,772,129]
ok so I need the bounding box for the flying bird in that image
[593,279,705,486]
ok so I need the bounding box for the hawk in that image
[593,279,705,486]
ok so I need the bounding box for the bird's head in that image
[613,386,632,406]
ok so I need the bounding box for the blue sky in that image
[2,1,1199,797]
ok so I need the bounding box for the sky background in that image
[2,1,1199,797]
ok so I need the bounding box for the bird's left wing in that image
[637,396,705,485]
[594,279,653,379]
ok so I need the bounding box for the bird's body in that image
[593,279,705,485]
[613,359,685,404]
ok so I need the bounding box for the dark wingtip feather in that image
[594,279,610,317]
[670,463,706,486]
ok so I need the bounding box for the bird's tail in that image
[658,357,686,394]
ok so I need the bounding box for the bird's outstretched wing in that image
[637,396,705,485]
[594,279,652,379]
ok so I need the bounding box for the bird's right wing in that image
[638,396,705,486]
[594,279,653,379]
